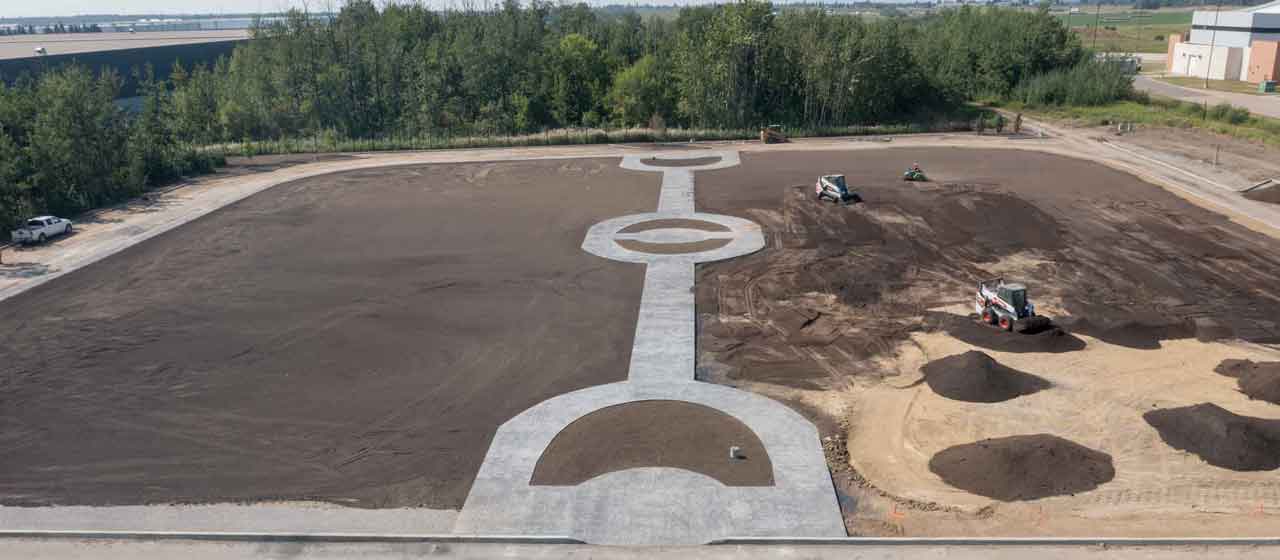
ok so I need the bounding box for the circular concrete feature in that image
[530,400,774,487]
[641,156,723,168]
[928,434,1115,501]
[1144,403,1280,471]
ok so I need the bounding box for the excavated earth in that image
[695,148,1280,388]
[0,158,660,509]
[1216,359,1280,405]
[1143,403,1280,471]
[693,147,1280,525]
[921,351,1051,403]
[927,434,1116,501]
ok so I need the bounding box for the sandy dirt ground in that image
[1101,125,1280,186]
[693,148,1280,536]
[0,158,658,509]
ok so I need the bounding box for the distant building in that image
[1167,0,1280,82]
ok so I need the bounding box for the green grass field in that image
[1055,9,1193,27]
[1158,76,1279,96]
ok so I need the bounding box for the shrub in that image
[1010,58,1134,107]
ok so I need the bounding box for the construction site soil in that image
[0,158,660,509]
[530,400,773,487]
[921,351,1051,403]
[927,434,1116,501]
[693,147,1280,527]
[1143,404,1280,471]
[695,148,1280,390]
[640,156,722,167]
[1216,359,1280,405]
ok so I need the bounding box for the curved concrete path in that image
[453,151,845,544]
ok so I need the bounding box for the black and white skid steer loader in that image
[974,278,1052,333]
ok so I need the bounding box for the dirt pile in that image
[927,434,1115,501]
[1215,359,1280,405]
[921,351,1051,403]
[1143,403,1280,471]
[921,312,1085,354]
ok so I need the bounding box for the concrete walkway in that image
[1135,75,1280,119]
[453,151,845,544]
[5,537,1280,559]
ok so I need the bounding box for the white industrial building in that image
[1189,0,1280,48]
[1167,0,1280,83]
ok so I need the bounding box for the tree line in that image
[0,67,220,233]
[1,1,1127,233]
[159,0,1099,143]
[0,24,103,35]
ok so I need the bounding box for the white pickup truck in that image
[11,216,73,245]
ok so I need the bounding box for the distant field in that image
[1071,23,1186,53]
[1055,9,1193,27]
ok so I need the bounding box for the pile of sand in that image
[1143,403,1280,471]
[1215,359,1280,405]
[921,351,1051,403]
[927,434,1115,501]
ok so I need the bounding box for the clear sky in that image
[1,0,781,19]
[8,0,323,18]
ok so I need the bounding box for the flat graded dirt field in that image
[0,158,658,509]
[693,147,1280,536]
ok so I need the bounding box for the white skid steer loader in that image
[974,278,1052,333]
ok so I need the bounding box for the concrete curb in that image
[710,536,1280,546]
[0,530,583,544]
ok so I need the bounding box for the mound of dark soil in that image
[928,434,1115,501]
[921,312,1086,354]
[1059,317,1195,350]
[1143,403,1280,471]
[921,351,1051,403]
[1215,360,1280,405]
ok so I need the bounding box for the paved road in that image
[0,30,249,60]
[1135,75,1280,119]
[4,538,1280,559]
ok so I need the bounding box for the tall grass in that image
[1009,94,1280,147]
[1010,58,1135,107]
[207,117,981,158]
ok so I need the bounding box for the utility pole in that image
[1204,0,1222,90]
[1093,1,1102,51]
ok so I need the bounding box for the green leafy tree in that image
[608,54,675,127]
[550,33,608,127]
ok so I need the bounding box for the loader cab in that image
[816,174,859,204]
[999,283,1030,318]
